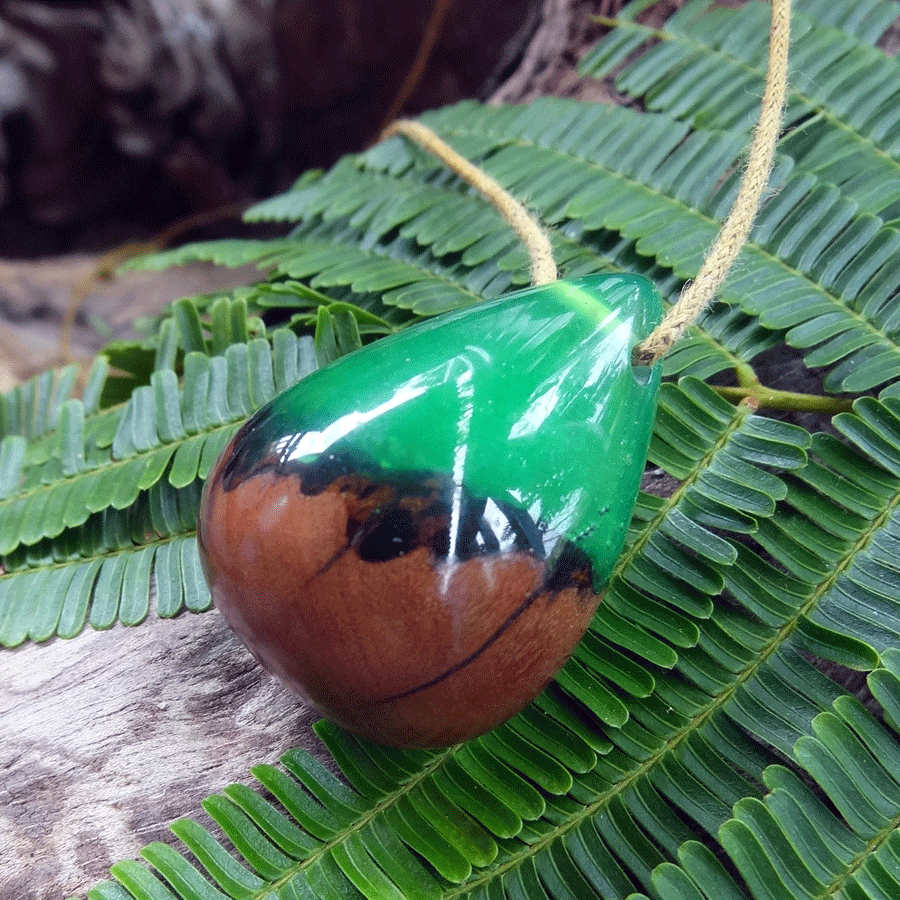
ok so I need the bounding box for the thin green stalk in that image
[712,384,854,413]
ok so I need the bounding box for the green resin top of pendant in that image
[234,273,661,588]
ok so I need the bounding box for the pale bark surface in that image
[0,255,260,387]
[0,613,323,899]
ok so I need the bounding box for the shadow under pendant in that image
[198,274,662,748]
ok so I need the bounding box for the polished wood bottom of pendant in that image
[198,439,601,748]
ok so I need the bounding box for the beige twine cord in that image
[635,0,791,364]
[381,120,558,286]
[383,0,791,365]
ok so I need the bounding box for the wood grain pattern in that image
[200,436,601,748]
[0,611,324,899]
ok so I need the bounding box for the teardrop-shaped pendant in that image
[198,273,661,747]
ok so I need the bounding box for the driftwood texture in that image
[0,255,259,386]
[0,612,323,899]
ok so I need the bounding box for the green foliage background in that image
[3,0,900,897]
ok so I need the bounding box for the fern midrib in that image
[603,14,900,181]
[288,171,612,295]
[697,324,746,370]
[0,419,236,524]
[4,393,163,506]
[664,319,765,383]
[440,123,900,362]
[804,476,900,631]
[449,445,900,897]
[250,745,457,900]
[279,237,490,304]
[333,158,774,382]
[816,806,900,900]
[611,397,753,580]
[0,523,189,583]
[14,407,119,489]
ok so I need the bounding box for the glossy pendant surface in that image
[198,274,662,747]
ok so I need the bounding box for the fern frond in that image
[0,363,82,442]
[789,400,900,659]
[0,334,316,644]
[82,636,900,900]
[127,238,300,272]
[0,335,315,551]
[581,0,900,218]
[418,101,900,391]
[78,429,900,897]
[0,474,208,646]
[233,100,900,391]
[130,124,785,390]
[635,662,900,900]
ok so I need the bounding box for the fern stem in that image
[734,361,759,390]
[634,0,792,365]
[380,120,558,286]
[712,384,854,414]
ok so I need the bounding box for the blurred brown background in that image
[0,0,549,256]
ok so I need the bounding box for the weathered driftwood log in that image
[0,611,324,899]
